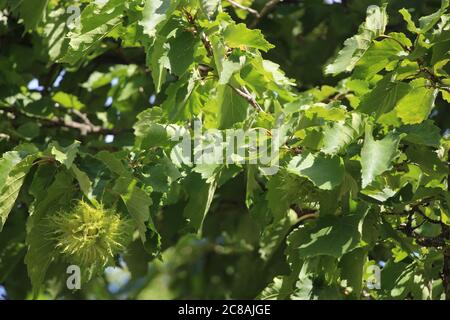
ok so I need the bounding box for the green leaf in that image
[339,248,367,299]
[200,0,220,20]
[353,33,410,79]
[123,239,153,278]
[399,1,449,35]
[0,241,26,283]
[118,178,155,243]
[218,52,245,85]
[17,122,40,139]
[358,76,410,118]
[287,152,345,190]
[258,277,287,300]
[206,84,249,129]
[0,151,22,187]
[25,170,74,296]
[304,104,347,121]
[145,156,182,193]
[394,79,437,125]
[287,211,367,259]
[418,0,450,33]
[266,171,302,221]
[28,165,57,205]
[325,5,388,75]
[52,92,85,110]
[149,22,197,92]
[321,113,365,155]
[0,154,38,231]
[359,77,437,125]
[168,30,197,76]
[71,164,97,206]
[361,127,401,188]
[161,73,202,122]
[150,35,170,93]
[398,120,441,147]
[245,164,260,208]
[259,210,297,261]
[183,172,219,232]
[50,141,80,169]
[223,23,274,52]
[82,65,137,90]
[399,9,420,34]
[140,0,178,39]
[379,261,415,299]
[19,0,49,30]
[95,151,131,177]
[218,85,250,129]
[42,8,70,61]
[133,108,182,149]
[258,272,301,300]
[60,0,125,64]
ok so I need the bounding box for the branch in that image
[389,201,448,250]
[377,35,411,53]
[289,206,319,232]
[297,213,319,223]
[52,110,104,136]
[225,0,260,17]
[183,9,213,57]
[3,107,118,136]
[396,206,449,249]
[398,223,448,248]
[322,91,348,104]
[412,207,442,225]
[416,59,450,93]
[183,9,263,112]
[250,0,282,28]
[228,84,264,112]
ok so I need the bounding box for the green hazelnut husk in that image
[47,200,133,278]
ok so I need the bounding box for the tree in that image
[0,0,449,300]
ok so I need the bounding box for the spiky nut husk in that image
[47,200,133,278]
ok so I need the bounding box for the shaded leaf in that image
[0,154,38,231]
[287,152,345,190]
[361,127,401,188]
[326,5,388,75]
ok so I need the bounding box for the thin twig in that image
[416,59,450,94]
[377,34,411,52]
[3,107,118,136]
[225,0,260,17]
[70,109,96,128]
[183,9,263,112]
[398,223,448,248]
[250,0,282,28]
[297,213,319,223]
[412,207,442,225]
[183,9,213,57]
[228,85,264,112]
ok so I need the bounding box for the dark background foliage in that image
[0,0,449,300]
